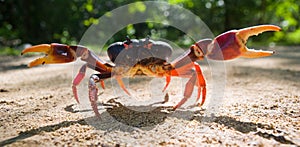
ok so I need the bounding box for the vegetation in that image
[0,0,299,55]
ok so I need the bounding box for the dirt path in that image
[0,46,299,146]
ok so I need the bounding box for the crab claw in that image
[199,25,281,60]
[21,43,77,67]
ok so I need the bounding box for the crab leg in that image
[87,73,112,117]
[167,42,206,109]
[72,64,87,103]
[99,80,105,89]
[173,71,196,109]
[171,62,206,109]
[162,76,171,92]
[194,62,206,106]
[115,76,131,96]
[89,74,101,117]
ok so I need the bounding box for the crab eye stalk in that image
[144,35,151,43]
[125,36,132,45]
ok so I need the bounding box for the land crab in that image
[21,25,280,117]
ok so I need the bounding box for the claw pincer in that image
[197,25,281,60]
[22,24,280,117]
[21,44,76,67]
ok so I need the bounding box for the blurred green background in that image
[0,0,299,55]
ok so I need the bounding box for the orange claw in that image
[202,25,281,60]
[21,43,77,67]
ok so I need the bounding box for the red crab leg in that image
[115,76,131,96]
[89,74,101,117]
[72,64,87,103]
[162,76,171,92]
[173,73,196,109]
[167,43,206,109]
[194,62,206,106]
[171,62,206,109]
[88,73,112,117]
[72,64,107,104]
[99,80,105,89]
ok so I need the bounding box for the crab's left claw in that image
[200,25,281,60]
[21,43,77,67]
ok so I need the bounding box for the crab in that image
[21,24,280,117]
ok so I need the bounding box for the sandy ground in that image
[0,46,299,146]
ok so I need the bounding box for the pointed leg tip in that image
[95,113,101,119]
[172,106,177,111]
[74,95,80,103]
[123,89,131,96]
[197,102,203,107]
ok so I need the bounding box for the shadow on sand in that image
[1,99,297,146]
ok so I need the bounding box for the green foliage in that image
[0,0,299,56]
[266,0,300,44]
[128,1,146,13]
[0,47,21,56]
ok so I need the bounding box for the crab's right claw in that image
[21,43,77,67]
[199,25,281,60]
[236,25,281,58]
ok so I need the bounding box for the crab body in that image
[107,37,173,78]
[21,25,280,117]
